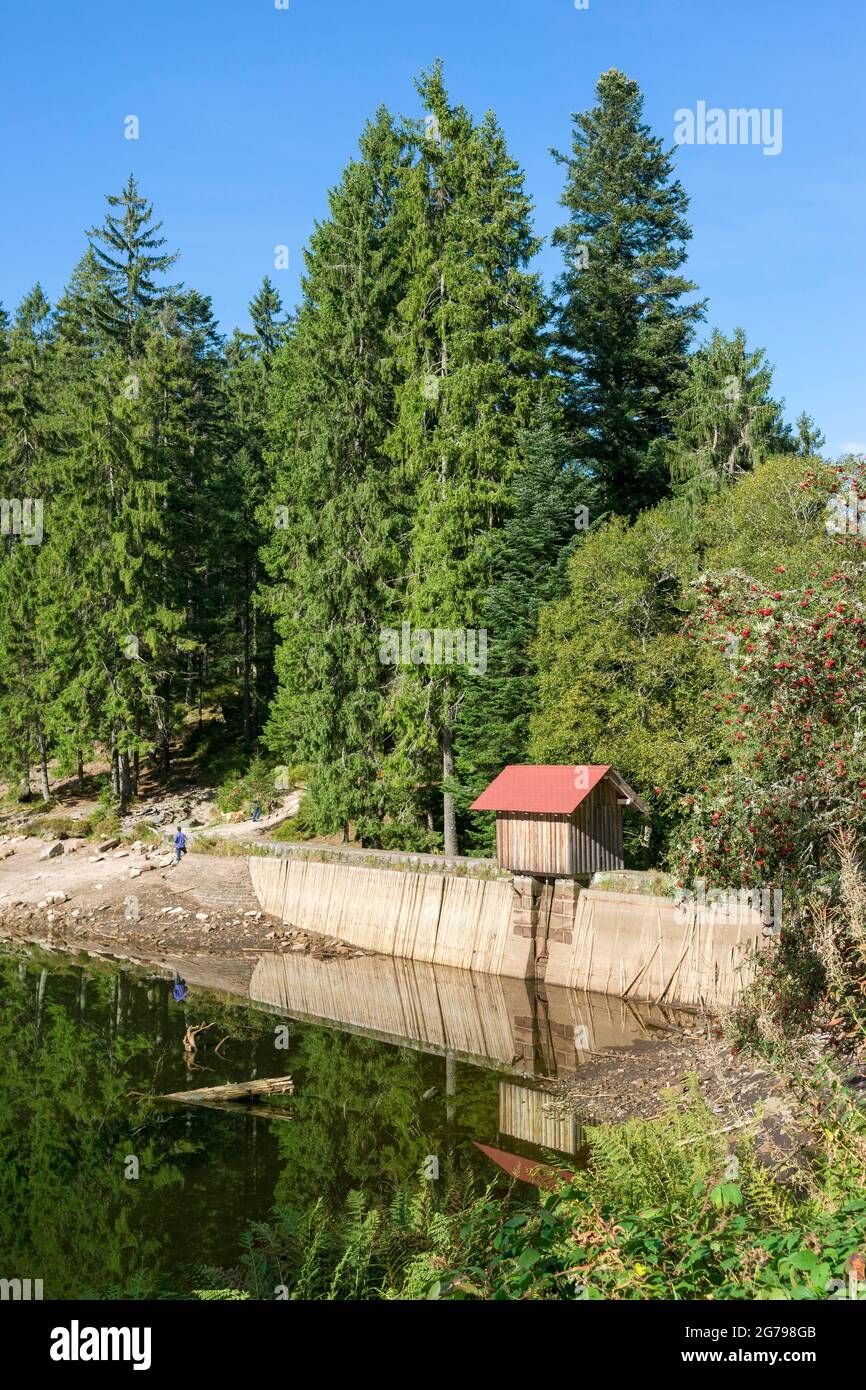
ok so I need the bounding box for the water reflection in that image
[158,947,688,1078]
[0,943,688,1297]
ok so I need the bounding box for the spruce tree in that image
[794,411,825,458]
[0,287,59,800]
[552,69,704,517]
[262,108,410,840]
[455,406,594,851]
[87,175,177,356]
[223,278,289,747]
[384,64,548,853]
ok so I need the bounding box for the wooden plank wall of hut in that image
[499,1082,583,1156]
[496,811,573,875]
[571,780,623,874]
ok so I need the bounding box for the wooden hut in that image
[470,765,648,877]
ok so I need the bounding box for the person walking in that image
[173,825,188,864]
[251,802,262,823]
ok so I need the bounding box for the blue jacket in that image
[174,832,187,850]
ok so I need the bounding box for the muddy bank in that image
[0,838,371,963]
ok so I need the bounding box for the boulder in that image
[39,841,64,860]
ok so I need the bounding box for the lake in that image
[0,942,681,1298]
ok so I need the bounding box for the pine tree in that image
[552,69,704,517]
[455,406,594,851]
[384,64,549,853]
[262,108,410,840]
[222,277,289,748]
[87,175,178,356]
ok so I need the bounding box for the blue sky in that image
[1,0,864,454]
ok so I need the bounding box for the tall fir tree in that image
[0,287,59,799]
[222,277,289,748]
[86,175,177,356]
[455,405,595,852]
[384,64,549,853]
[262,108,410,840]
[552,69,704,517]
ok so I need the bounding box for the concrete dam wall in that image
[248,855,764,1010]
[248,854,528,975]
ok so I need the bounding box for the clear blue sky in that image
[2,0,864,454]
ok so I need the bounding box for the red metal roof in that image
[469,764,611,815]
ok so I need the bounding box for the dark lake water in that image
[0,943,681,1298]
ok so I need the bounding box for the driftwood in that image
[159,1075,295,1107]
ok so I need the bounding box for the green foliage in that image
[455,409,593,852]
[665,327,793,507]
[530,501,723,861]
[552,68,704,518]
[216,757,295,815]
[158,1089,866,1301]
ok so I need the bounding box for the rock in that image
[45,891,68,904]
[112,849,129,859]
[37,899,48,909]
[589,868,674,897]
[129,868,142,879]
[195,912,208,921]
[97,838,121,853]
[39,841,64,860]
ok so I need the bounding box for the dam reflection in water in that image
[231,951,690,1162]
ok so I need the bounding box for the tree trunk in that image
[118,750,132,812]
[133,711,141,794]
[442,723,458,856]
[36,721,50,802]
[77,750,85,793]
[242,560,252,750]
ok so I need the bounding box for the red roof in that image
[472,1141,574,1190]
[469,764,611,815]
